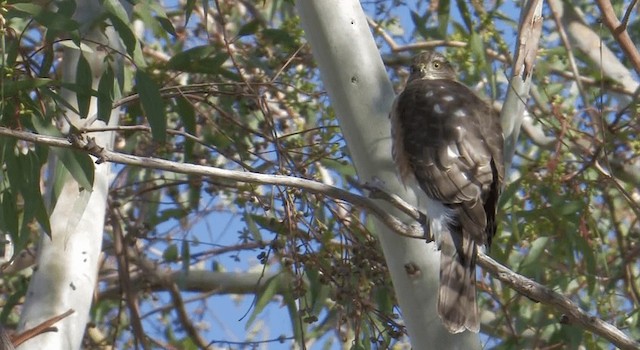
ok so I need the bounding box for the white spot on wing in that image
[426,91,434,97]
[453,109,467,118]
[442,95,454,102]
[446,145,460,158]
[434,104,443,113]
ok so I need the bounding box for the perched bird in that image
[390,51,504,333]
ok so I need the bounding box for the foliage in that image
[0,0,638,349]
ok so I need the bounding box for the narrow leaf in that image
[49,147,95,190]
[437,0,450,37]
[107,14,146,68]
[245,275,280,328]
[97,65,115,122]
[176,96,195,161]
[76,54,93,118]
[0,191,19,242]
[184,0,196,26]
[135,70,166,143]
[181,239,190,273]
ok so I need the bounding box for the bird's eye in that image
[433,61,441,69]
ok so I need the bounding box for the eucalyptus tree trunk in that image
[296,1,481,349]
[16,0,125,348]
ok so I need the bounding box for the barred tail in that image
[437,227,479,333]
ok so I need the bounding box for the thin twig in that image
[620,0,638,29]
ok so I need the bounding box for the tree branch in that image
[478,254,639,350]
[595,0,640,75]
[2,126,638,349]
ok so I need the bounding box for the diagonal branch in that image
[478,254,639,350]
[595,0,640,75]
[1,126,639,349]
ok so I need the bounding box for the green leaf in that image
[167,46,228,74]
[410,11,428,39]
[2,140,51,239]
[39,45,55,78]
[455,0,473,31]
[245,275,280,328]
[49,148,95,191]
[97,65,115,122]
[135,70,166,143]
[156,208,187,225]
[0,191,19,243]
[0,280,27,323]
[176,96,195,161]
[519,236,549,275]
[76,54,93,118]
[156,16,177,37]
[107,13,146,68]
[163,244,179,262]
[437,0,450,37]
[262,29,295,47]
[184,0,196,26]
[103,0,130,25]
[243,212,263,242]
[1,78,52,97]
[238,19,261,37]
[20,150,51,238]
[11,3,79,32]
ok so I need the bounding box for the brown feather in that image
[391,51,504,333]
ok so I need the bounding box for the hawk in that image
[390,51,504,333]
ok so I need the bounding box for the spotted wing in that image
[393,78,503,245]
[391,78,504,333]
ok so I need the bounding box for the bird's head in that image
[407,51,456,82]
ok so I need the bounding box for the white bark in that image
[296,1,480,348]
[16,0,124,348]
